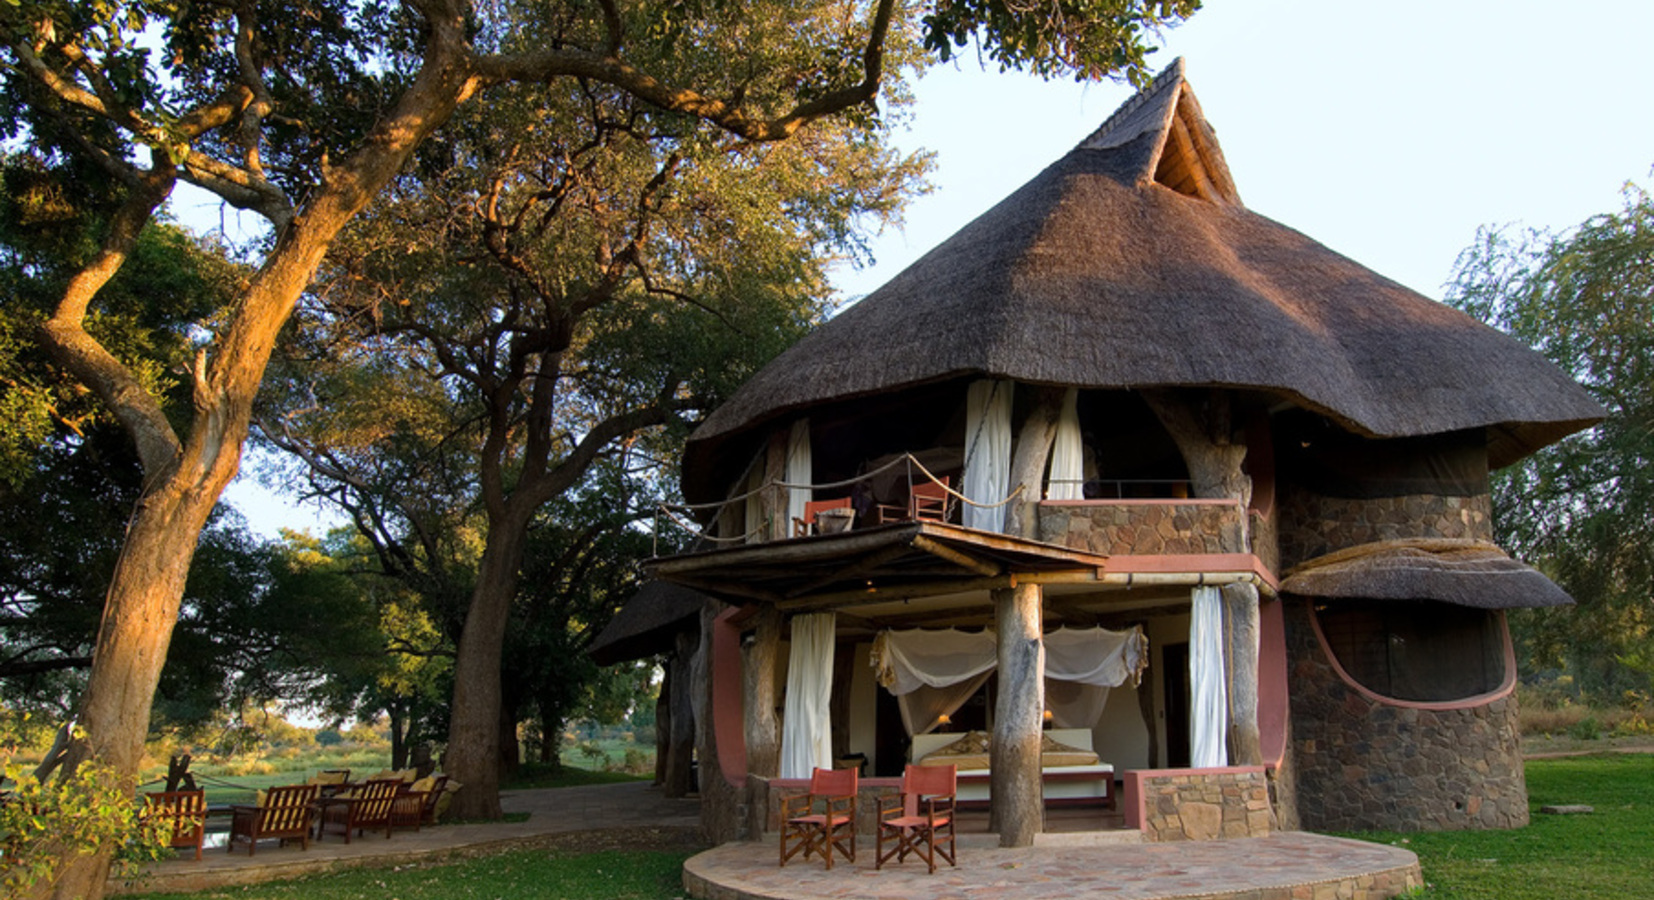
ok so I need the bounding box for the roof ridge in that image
[1074,56,1186,152]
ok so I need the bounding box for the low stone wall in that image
[1122,767,1272,842]
[1038,500,1247,556]
[1283,599,1529,832]
[1276,489,1493,570]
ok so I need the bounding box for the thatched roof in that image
[681,59,1602,503]
[1280,539,1573,610]
[587,581,707,666]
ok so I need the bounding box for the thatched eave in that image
[1280,539,1573,610]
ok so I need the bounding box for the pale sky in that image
[838,0,1654,302]
[225,0,1654,536]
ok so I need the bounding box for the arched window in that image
[1313,600,1509,704]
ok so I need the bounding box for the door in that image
[1162,641,1190,768]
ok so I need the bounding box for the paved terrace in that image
[114,783,1423,900]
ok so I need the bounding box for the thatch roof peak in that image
[679,61,1603,504]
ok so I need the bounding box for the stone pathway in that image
[110,782,704,896]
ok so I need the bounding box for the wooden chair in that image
[144,790,206,861]
[877,477,951,524]
[779,767,858,870]
[317,778,403,843]
[792,497,854,536]
[877,764,957,874]
[227,784,318,856]
[389,774,449,832]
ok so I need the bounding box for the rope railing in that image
[653,452,1028,551]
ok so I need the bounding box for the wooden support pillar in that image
[1223,582,1263,767]
[663,628,701,798]
[743,606,782,777]
[1004,387,1065,538]
[990,582,1045,847]
[764,430,790,541]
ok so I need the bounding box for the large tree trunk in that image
[663,630,700,798]
[1223,582,1263,766]
[742,606,782,778]
[443,509,532,820]
[989,583,1044,847]
[44,481,224,900]
[1004,387,1064,538]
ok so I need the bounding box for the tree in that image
[1,0,1194,890]
[257,68,925,814]
[1447,182,1654,702]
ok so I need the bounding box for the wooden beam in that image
[781,543,915,600]
[775,575,1017,613]
[911,534,1003,578]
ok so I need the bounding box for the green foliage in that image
[1350,753,1654,899]
[920,0,1200,82]
[1447,182,1654,702]
[0,746,168,899]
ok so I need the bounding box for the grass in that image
[124,848,692,900]
[504,761,651,791]
[1348,753,1654,899]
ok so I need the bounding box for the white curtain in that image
[780,613,836,778]
[785,419,812,531]
[963,379,1013,532]
[1047,388,1084,500]
[1190,585,1230,768]
[872,625,1147,733]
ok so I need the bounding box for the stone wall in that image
[1283,599,1529,832]
[1276,488,1493,570]
[1038,500,1247,556]
[1124,768,1272,842]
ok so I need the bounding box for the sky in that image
[224,0,1654,537]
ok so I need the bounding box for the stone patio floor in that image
[684,831,1423,900]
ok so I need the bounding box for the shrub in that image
[0,749,169,900]
[1569,716,1603,741]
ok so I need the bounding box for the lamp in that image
[1042,709,1054,729]
[936,714,952,733]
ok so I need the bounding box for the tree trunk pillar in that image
[663,628,700,798]
[990,582,1045,847]
[1223,582,1263,767]
[743,606,782,777]
[1004,387,1064,538]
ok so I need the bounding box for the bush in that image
[0,750,169,900]
[1569,716,1603,741]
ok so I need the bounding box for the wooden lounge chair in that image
[389,774,448,833]
[317,778,402,843]
[227,784,318,856]
[877,764,957,874]
[144,790,206,861]
[779,767,857,870]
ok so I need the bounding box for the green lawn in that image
[122,755,1651,899]
[1349,753,1654,899]
[126,849,691,900]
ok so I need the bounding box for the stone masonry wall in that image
[1276,488,1493,570]
[1038,500,1247,556]
[1283,599,1529,832]
[1129,769,1272,842]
